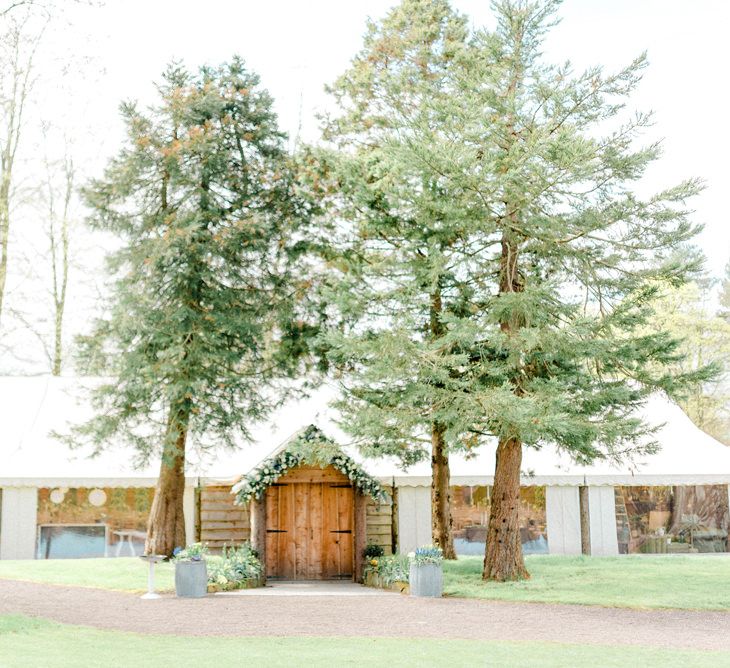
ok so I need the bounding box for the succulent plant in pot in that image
[173,543,209,598]
[409,545,443,598]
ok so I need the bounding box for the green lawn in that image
[444,555,730,610]
[0,615,726,668]
[1,555,729,610]
[0,557,174,593]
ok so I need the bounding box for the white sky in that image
[4,0,730,372]
[73,0,729,270]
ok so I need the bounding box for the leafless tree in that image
[0,11,44,326]
[39,128,74,375]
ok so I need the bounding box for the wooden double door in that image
[265,466,354,580]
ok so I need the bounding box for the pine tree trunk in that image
[483,436,529,581]
[483,230,529,581]
[431,422,456,559]
[145,412,189,557]
[429,285,455,559]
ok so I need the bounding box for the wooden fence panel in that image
[199,485,250,550]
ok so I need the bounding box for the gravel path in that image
[1,579,728,651]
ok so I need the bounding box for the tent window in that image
[37,524,107,559]
[451,485,548,555]
[36,487,154,558]
[615,485,730,554]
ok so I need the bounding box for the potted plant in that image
[409,545,443,598]
[206,544,264,592]
[173,543,209,598]
[363,544,384,587]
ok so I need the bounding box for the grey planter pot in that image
[175,559,208,598]
[409,562,443,598]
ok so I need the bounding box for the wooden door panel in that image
[294,483,308,578]
[265,486,279,578]
[266,484,296,579]
[322,483,338,578]
[309,482,324,579]
[266,478,354,580]
[336,486,353,578]
[281,484,295,578]
[323,484,353,578]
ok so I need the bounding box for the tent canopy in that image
[2,376,729,488]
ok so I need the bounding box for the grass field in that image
[1,615,727,668]
[0,557,175,593]
[443,555,730,610]
[1,555,729,610]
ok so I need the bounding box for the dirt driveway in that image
[1,579,728,651]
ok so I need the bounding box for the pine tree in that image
[326,0,707,579]
[322,0,473,559]
[433,0,706,580]
[76,59,321,556]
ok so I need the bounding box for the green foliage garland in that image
[232,425,386,504]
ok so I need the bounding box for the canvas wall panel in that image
[0,487,38,560]
[396,486,431,554]
[588,486,619,556]
[545,486,581,555]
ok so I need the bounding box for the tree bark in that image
[145,410,189,557]
[431,421,456,558]
[483,233,529,580]
[483,436,529,581]
[429,287,455,558]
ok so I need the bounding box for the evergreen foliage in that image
[322,0,708,579]
[322,0,474,558]
[73,58,322,553]
[322,0,472,464]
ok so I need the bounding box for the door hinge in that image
[330,484,352,488]
[330,530,352,534]
[266,529,288,533]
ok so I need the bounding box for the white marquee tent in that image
[2,375,729,559]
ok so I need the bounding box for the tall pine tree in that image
[326,0,707,579]
[76,59,320,555]
[322,0,473,558]
[430,0,706,579]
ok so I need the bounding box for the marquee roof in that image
[1,375,729,488]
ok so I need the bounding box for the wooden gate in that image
[265,465,354,579]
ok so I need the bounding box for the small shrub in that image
[363,544,385,559]
[206,543,262,591]
[376,555,410,585]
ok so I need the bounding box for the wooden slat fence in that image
[199,485,250,551]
